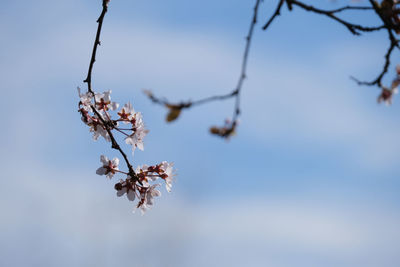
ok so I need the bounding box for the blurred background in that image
[1,0,400,266]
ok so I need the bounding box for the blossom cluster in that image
[378,65,399,105]
[78,88,174,214]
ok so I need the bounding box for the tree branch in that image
[350,0,400,88]
[84,0,108,95]
[145,0,262,128]
[287,0,384,35]
[82,0,137,179]
[262,0,284,30]
[231,0,262,121]
[351,30,397,87]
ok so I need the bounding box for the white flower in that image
[118,102,135,123]
[160,161,174,192]
[124,111,148,154]
[136,184,161,215]
[391,64,400,89]
[95,90,119,111]
[89,118,110,142]
[145,184,161,206]
[96,155,119,179]
[116,187,136,201]
[125,124,148,153]
[378,87,398,106]
[135,165,151,186]
[115,178,136,201]
[77,87,93,111]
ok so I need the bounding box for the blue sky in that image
[1,0,400,266]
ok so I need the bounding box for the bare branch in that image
[232,0,262,121]
[351,30,398,87]
[329,5,374,14]
[84,0,109,95]
[287,0,384,35]
[82,0,137,179]
[145,0,262,129]
[262,0,284,30]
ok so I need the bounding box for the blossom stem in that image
[115,169,129,175]
[114,128,130,137]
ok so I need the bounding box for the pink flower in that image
[378,87,398,106]
[96,155,119,179]
[159,161,174,192]
[115,178,136,201]
[95,90,119,111]
[136,184,161,214]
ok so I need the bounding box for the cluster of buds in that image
[378,65,400,105]
[209,118,238,139]
[377,0,400,33]
[78,88,174,214]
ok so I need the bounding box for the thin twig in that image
[350,0,400,88]
[288,0,384,35]
[84,0,108,95]
[91,106,136,177]
[262,0,284,30]
[351,29,397,87]
[328,5,374,14]
[232,0,262,121]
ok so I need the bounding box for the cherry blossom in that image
[78,87,174,212]
[117,102,135,123]
[79,0,175,214]
[95,90,119,111]
[378,87,398,106]
[136,184,161,214]
[378,64,400,106]
[159,161,174,192]
[88,115,110,142]
[125,113,148,153]
[115,178,136,201]
[77,87,93,112]
[96,155,119,179]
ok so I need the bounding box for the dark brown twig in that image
[351,30,397,87]
[91,106,136,177]
[262,0,284,30]
[231,0,262,121]
[287,0,384,35]
[351,0,400,88]
[84,0,108,95]
[82,0,137,179]
[326,5,373,14]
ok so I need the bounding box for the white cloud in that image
[2,164,400,267]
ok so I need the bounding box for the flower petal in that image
[127,190,136,201]
[100,155,108,165]
[96,167,106,175]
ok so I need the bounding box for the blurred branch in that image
[145,0,262,134]
[143,0,400,138]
